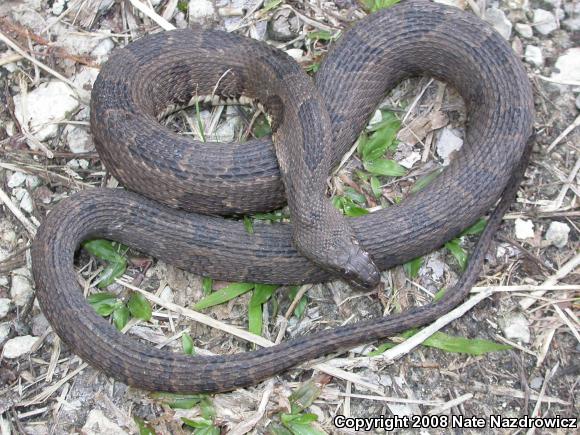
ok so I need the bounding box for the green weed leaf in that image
[88,292,118,317]
[288,286,307,318]
[193,282,255,310]
[151,392,205,409]
[444,239,468,270]
[460,218,487,236]
[182,332,194,355]
[289,381,322,414]
[127,292,152,321]
[134,416,156,435]
[113,305,130,330]
[202,277,213,295]
[410,168,444,194]
[83,240,127,288]
[370,176,382,198]
[363,158,406,177]
[248,284,278,335]
[403,257,423,278]
[243,216,254,235]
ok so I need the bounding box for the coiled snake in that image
[31,1,534,393]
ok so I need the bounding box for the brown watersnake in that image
[31,1,534,393]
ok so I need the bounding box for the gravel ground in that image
[0,0,578,434]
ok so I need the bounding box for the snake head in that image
[338,242,381,290]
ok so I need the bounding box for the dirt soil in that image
[0,0,578,434]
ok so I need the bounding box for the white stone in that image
[2,335,38,359]
[425,255,446,281]
[97,0,115,12]
[82,410,128,435]
[0,323,10,342]
[13,82,79,141]
[524,45,544,67]
[514,218,534,240]
[563,17,580,31]
[19,190,33,213]
[189,0,215,22]
[10,269,33,307]
[285,48,304,61]
[515,23,533,38]
[160,285,174,303]
[0,298,12,319]
[545,221,570,248]
[485,8,512,40]
[12,188,33,213]
[530,377,543,390]
[65,125,94,153]
[7,171,27,188]
[54,31,102,56]
[214,115,241,142]
[26,175,41,188]
[91,38,115,60]
[398,151,421,169]
[564,2,580,16]
[533,9,558,35]
[551,48,580,83]
[433,0,467,8]
[436,128,463,165]
[52,0,66,15]
[501,313,531,343]
[73,67,99,90]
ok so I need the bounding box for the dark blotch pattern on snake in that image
[31,1,534,393]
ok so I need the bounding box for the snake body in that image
[31,1,534,393]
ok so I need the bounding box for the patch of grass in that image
[363,0,401,13]
[194,282,280,336]
[177,0,188,14]
[252,114,272,138]
[268,382,326,434]
[134,416,156,435]
[88,290,152,330]
[304,62,320,74]
[333,110,405,216]
[445,218,487,270]
[403,256,423,278]
[151,393,220,433]
[82,239,128,288]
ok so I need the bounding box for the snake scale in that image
[31,1,534,393]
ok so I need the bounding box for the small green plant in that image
[150,393,220,433]
[268,382,327,434]
[88,291,152,330]
[333,110,405,216]
[445,218,487,270]
[82,239,128,288]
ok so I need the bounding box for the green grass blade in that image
[363,158,406,177]
[193,282,255,310]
